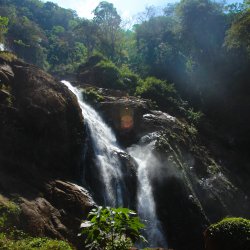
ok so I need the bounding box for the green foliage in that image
[0,233,73,250]
[120,65,140,94]
[82,88,104,104]
[96,59,123,88]
[0,195,20,230]
[0,51,17,62]
[206,217,250,250]
[1,0,250,137]
[224,9,250,56]
[78,55,123,90]
[0,16,8,43]
[136,77,178,110]
[78,54,144,94]
[186,108,203,125]
[79,206,146,250]
[93,1,122,59]
[0,0,88,74]
[0,194,73,250]
[74,19,98,57]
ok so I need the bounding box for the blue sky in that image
[43,0,243,19]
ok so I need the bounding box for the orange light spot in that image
[121,115,133,130]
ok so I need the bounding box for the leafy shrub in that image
[82,87,104,104]
[0,16,8,43]
[120,65,140,94]
[135,76,180,111]
[78,55,143,92]
[96,59,124,89]
[83,53,105,68]
[186,108,204,125]
[0,195,20,230]
[136,76,175,96]
[0,194,73,250]
[79,206,146,250]
[205,217,250,250]
[0,233,73,250]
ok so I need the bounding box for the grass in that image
[0,233,73,250]
[0,194,74,250]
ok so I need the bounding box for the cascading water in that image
[62,80,125,207]
[128,133,167,248]
[62,80,167,247]
[0,43,4,51]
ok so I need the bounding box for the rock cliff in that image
[1,53,249,250]
[79,85,250,250]
[0,53,94,248]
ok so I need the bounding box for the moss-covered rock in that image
[0,195,20,230]
[77,54,142,94]
[204,217,250,250]
[0,195,73,250]
[0,51,17,62]
[0,233,74,250]
[81,87,104,104]
[77,54,124,90]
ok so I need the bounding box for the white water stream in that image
[62,80,125,207]
[128,133,167,247]
[0,43,4,51]
[62,81,167,247]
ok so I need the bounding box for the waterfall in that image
[62,80,125,207]
[62,81,167,247]
[0,43,4,51]
[128,133,167,248]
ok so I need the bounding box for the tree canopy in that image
[0,0,250,147]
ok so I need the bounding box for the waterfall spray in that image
[62,80,125,207]
[128,133,167,248]
[62,81,167,247]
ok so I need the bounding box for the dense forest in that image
[0,0,250,249]
[1,0,249,148]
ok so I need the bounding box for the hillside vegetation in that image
[1,0,249,148]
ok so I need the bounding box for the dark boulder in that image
[0,54,93,248]
[152,122,250,250]
[19,180,95,247]
[204,217,250,250]
[0,55,84,180]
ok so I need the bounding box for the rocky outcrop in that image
[19,181,95,246]
[0,55,84,180]
[1,54,249,250]
[82,87,177,146]
[203,217,250,250]
[0,54,93,247]
[76,85,250,250]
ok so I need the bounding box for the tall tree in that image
[75,19,98,58]
[93,1,121,59]
[224,8,250,57]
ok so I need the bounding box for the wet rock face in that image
[98,96,149,146]
[0,56,84,179]
[83,136,138,208]
[116,151,138,209]
[19,181,95,246]
[0,56,91,247]
[90,90,177,146]
[152,123,250,250]
[79,86,250,250]
[75,82,250,248]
